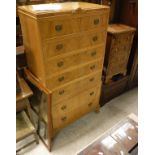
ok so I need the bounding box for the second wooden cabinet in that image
[104,24,135,83]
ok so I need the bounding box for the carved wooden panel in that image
[104,24,135,83]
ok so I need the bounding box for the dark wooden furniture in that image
[77,113,138,155]
[16,78,39,153]
[101,0,118,23]
[117,0,138,89]
[104,24,136,83]
[16,46,27,78]
[16,72,21,93]
[16,46,27,69]
[128,48,138,89]
[99,0,138,106]
[16,17,23,46]
[100,75,129,106]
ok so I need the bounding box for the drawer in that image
[38,10,108,40]
[52,84,101,129]
[81,10,109,31]
[38,16,81,39]
[43,35,81,59]
[79,31,107,50]
[43,30,106,59]
[45,46,104,74]
[52,99,98,130]
[46,59,103,88]
[51,71,102,104]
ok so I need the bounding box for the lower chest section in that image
[52,83,101,129]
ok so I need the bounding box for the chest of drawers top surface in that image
[18,2,109,18]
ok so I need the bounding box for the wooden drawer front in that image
[38,17,81,39]
[81,10,109,31]
[52,84,101,129]
[43,35,81,59]
[45,46,104,74]
[43,30,106,59]
[51,71,102,104]
[52,99,98,130]
[38,10,108,40]
[79,31,107,50]
[46,59,103,87]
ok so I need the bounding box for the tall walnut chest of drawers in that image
[104,24,136,83]
[18,2,110,144]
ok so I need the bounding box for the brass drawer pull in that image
[58,76,64,82]
[93,36,98,42]
[59,90,65,95]
[56,44,63,50]
[90,65,95,70]
[94,19,99,25]
[55,25,62,32]
[89,77,94,82]
[90,91,94,96]
[91,51,96,56]
[88,102,93,107]
[61,116,67,121]
[57,61,64,67]
[61,105,67,110]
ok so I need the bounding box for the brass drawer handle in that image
[90,65,95,70]
[59,90,65,95]
[93,36,98,42]
[56,44,63,50]
[94,19,99,25]
[88,102,93,107]
[61,116,67,121]
[89,77,94,82]
[61,105,67,110]
[58,76,64,82]
[90,91,94,96]
[55,25,62,32]
[57,61,64,67]
[91,51,96,56]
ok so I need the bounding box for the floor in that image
[22,88,138,155]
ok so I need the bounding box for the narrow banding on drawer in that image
[38,10,108,39]
[51,71,102,104]
[45,45,105,75]
[43,30,107,59]
[52,83,101,129]
[46,59,103,89]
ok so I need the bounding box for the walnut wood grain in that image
[19,3,110,151]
